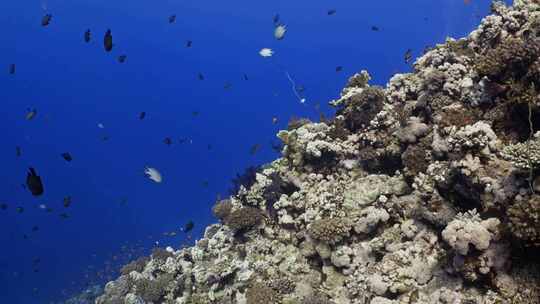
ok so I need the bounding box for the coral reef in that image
[97,1,540,303]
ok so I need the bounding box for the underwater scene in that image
[2,0,540,303]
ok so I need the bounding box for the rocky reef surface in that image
[97,1,540,303]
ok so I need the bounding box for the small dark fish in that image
[296,85,305,93]
[186,40,192,48]
[41,14,52,27]
[9,63,15,75]
[60,213,69,219]
[61,152,73,162]
[192,111,199,117]
[371,26,379,31]
[26,108,37,120]
[26,167,44,196]
[273,13,280,25]
[197,73,204,80]
[120,197,128,205]
[335,66,343,72]
[101,135,109,141]
[404,49,413,64]
[117,55,127,63]
[139,112,146,120]
[16,146,22,157]
[104,29,113,52]
[16,207,24,214]
[169,15,176,23]
[84,29,91,43]
[327,9,336,15]
[45,207,53,213]
[224,82,232,90]
[164,137,173,146]
[207,144,212,150]
[0,203,7,210]
[32,226,39,232]
[202,180,209,187]
[63,196,72,208]
[183,220,194,233]
[23,234,28,239]
[243,74,249,81]
[250,144,261,155]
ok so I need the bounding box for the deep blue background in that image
[0,0,508,302]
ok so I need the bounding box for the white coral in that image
[442,210,500,255]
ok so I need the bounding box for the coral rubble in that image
[97,1,540,303]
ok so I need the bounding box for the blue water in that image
[0,0,509,302]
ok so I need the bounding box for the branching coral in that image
[501,132,540,169]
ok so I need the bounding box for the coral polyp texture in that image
[97,1,540,303]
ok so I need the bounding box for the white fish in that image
[259,48,274,57]
[39,204,46,209]
[144,166,162,183]
[97,123,105,129]
[274,25,286,40]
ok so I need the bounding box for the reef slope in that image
[97,1,540,303]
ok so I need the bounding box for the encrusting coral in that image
[97,1,540,303]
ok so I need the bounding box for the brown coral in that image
[245,281,280,304]
[507,195,540,246]
[338,86,385,132]
[225,207,263,232]
[212,199,232,221]
[308,217,352,244]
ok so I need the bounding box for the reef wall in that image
[97,1,540,303]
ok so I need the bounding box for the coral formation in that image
[97,1,540,303]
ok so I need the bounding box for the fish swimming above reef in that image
[273,13,280,25]
[9,63,15,75]
[336,66,343,72]
[144,166,162,183]
[117,55,127,63]
[63,196,72,208]
[169,15,176,23]
[41,14,52,26]
[250,143,261,155]
[183,220,194,233]
[274,24,286,40]
[26,167,44,196]
[243,74,249,81]
[26,108,37,120]
[259,48,273,57]
[16,146,22,157]
[404,49,413,63]
[61,152,73,162]
[327,9,336,15]
[104,29,113,52]
[186,40,192,47]
[139,112,146,120]
[371,26,380,31]
[84,29,91,43]
[197,73,204,80]
[163,137,172,146]
[16,207,24,214]
[1,203,7,210]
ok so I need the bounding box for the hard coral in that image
[120,257,149,275]
[475,37,540,80]
[212,199,232,221]
[134,274,173,303]
[507,195,540,246]
[441,210,500,255]
[501,132,540,169]
[308,217,352,244]
[245,281,280,304]
[338,86,385,132]
[225,207,263,232]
